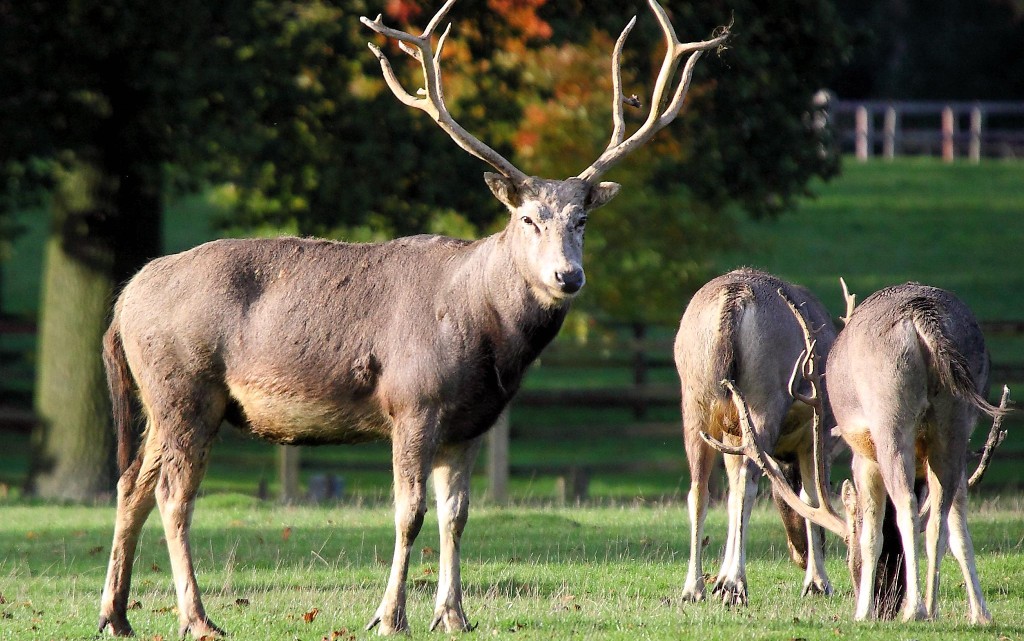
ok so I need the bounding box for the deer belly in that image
[227,380,391,445]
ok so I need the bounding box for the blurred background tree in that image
[1,0,846,499]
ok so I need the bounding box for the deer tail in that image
[102,313,136,476]
[714,282,754,397]
[910,299,1005,419]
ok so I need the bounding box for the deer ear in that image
[484,172,522,209]
[586,181,621,210]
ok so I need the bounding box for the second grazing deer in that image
[675,269,837,605]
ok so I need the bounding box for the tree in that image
[1,0,847,498]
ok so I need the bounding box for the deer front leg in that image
[367,414,436,635]
[429,436,484,632]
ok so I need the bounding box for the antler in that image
[577,0,731,183]
[361,1,529,184]
[700,289,848,540]
[840,277,856,325]
[967,385,1011,487]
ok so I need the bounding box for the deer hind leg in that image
[99,429,162,636]
[712,446,761,606]
[874,431,926,622]
[152,393,225,639]
[367,409,437,635]
[681,400,717,603]
[852,458,887,620]
[922,417,966,621]
[946,476,991,624]
[797,447,832,597]
[429,436,484,633]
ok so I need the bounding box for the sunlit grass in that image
[2,499,1022,640]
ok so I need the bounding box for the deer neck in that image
[449,231,568,360]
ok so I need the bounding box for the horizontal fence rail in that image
[828,98,1024,161]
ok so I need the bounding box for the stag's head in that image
[362,0,729,307]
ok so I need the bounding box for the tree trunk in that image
[27,152,162,500]
[28,163,118,500]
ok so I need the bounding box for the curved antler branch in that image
[578,0,730,183]
[701,379,849,540]
[968,384,1010,487]
[361,1,529,184]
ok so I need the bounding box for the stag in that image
[707,282,1009,624]
[97,1,729,637]
[675,269,837,605]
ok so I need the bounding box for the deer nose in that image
[555,268,585,294]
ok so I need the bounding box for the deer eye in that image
[520,216,536,227]
[575,216,588,229]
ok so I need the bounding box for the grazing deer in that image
[96,1,729,637]
[706,282,1009,624]
[674,269,837,605]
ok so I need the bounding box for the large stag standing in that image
[96,0,729,637]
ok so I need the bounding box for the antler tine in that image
[701,379,848,539]
[361,2,529,184]
[840,277,856,325]
[968,385,1011,488]
[777,287,846,540]
[778,288,821,408]
[578,0,730,183]
[609,15,638,147]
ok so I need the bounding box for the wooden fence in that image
[2,319,1022,502]
[828,99,1024,161]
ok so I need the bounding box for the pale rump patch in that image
[227,380,391,444]
[842,425,877,460]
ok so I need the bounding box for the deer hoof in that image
[98,612,135,637]
[901,602,927,622]
[429,604,473,633]
[800,576,833,597]
[366,605,409,636]
[711,577,747,607]
[179,616,225,639]
[681,580,705,603]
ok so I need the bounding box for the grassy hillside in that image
[714,158,1024,321]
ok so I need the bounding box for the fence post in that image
[883,105,897,160]
[941,106,955,162]
[969,105,983,163]
[279,445,301,503]
[855,105,870,161]
[487,409,510,505]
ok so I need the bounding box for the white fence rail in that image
[829,99,1024,161]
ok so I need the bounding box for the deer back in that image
[826,282,996,460]
[114,234,566,446]
[675,268,836,436]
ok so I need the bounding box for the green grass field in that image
[3,498,1023,640]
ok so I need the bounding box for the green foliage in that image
[1,0,847,323]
